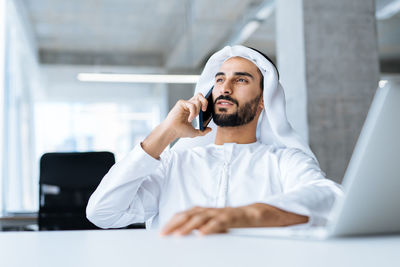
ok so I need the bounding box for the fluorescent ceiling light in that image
[255,1,275,20]
[376,0,400,20]
[233,20,261,45]
[77,73,200,84]
[225,0,275,46]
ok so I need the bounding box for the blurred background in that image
[0,0,399,219]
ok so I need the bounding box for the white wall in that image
[0,0,6,214]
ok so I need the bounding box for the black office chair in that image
[38,151,116,230]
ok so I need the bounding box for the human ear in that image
[258,95,264,110]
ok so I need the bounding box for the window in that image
[34,102,162,163]
[1,0,39,213]
[0,0,168,213]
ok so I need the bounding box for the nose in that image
[220,80,232,95]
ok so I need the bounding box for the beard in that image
[212,93,262,127]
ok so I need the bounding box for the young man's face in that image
[212,56,263,127]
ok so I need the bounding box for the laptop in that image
[229,80,400,239]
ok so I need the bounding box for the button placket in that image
[215,144,233,207]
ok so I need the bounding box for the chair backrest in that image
[38,151,115,230]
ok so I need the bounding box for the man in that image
[86,46,342,236]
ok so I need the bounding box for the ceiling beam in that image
[165,21,225,68]
[165,0,259,69]
[39,50,164,67]
[223,0,275,46]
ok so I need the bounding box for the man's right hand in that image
[141,93,212,159]
[165,93,212,138]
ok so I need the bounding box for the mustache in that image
[214,95,239,106]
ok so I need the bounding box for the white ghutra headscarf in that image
[172,45,317,162]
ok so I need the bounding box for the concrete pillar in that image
[276,0,309,144]
[276,0,380,183]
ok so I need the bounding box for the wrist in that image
[159,120,180,141]
[241,203,280,227]
[244,203,309,227]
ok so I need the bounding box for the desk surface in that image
[1,229,399,267]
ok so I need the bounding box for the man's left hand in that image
[160,203,309,236]
[160,206,249,236]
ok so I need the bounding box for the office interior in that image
[0,0,399,232]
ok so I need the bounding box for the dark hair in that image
[247,47,280,91]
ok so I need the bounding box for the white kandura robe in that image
[86,141,342,229]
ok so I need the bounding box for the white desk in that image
[1,229,399,267]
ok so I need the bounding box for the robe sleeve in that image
[86,143,170,229]
[264,148,344,226]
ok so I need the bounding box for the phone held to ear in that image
[199,87,213,131]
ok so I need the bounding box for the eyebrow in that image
[215,71,254,80]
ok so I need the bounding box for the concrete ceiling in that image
[21,0,273,70]
[21,0,400,72]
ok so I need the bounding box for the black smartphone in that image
[199,87,214,131]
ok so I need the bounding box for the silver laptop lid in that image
[330,80,400,236]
